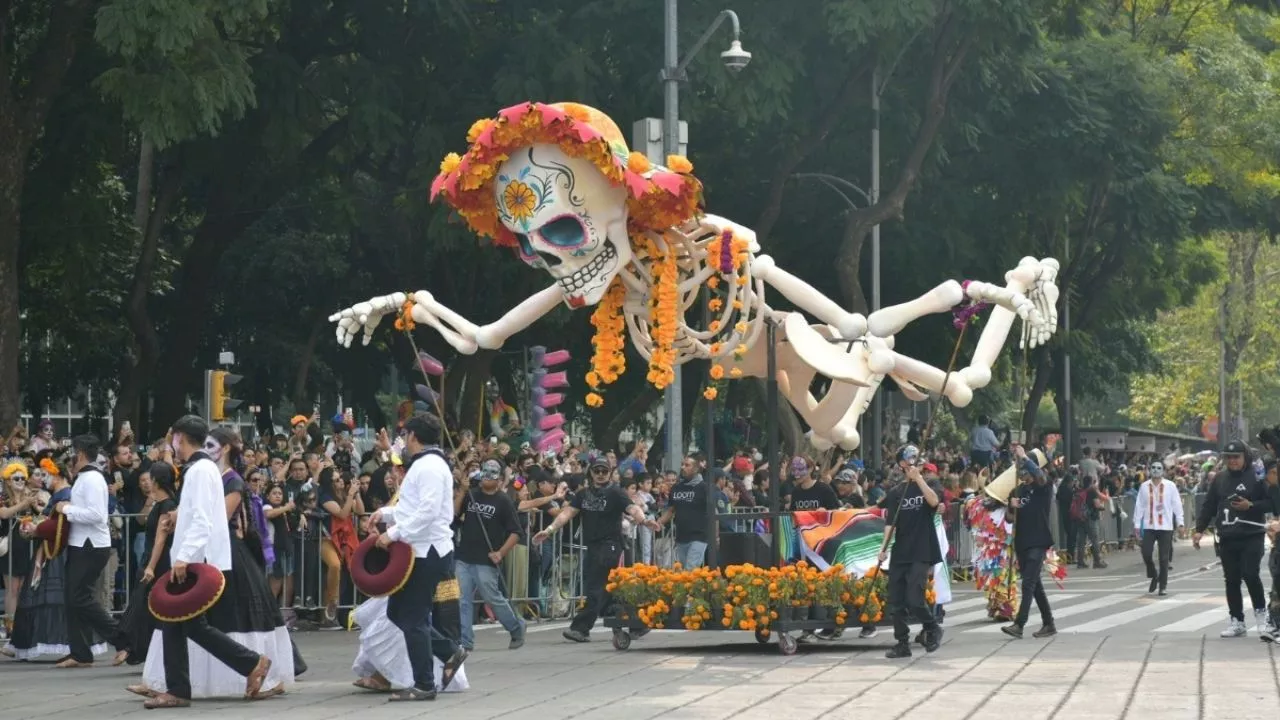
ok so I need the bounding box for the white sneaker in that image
[858,626,878,639]
[1254,609,1271,637]
[1220,618,1247,638]
[1261,622,1277,643]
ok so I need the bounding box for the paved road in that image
[5,540,1279,719]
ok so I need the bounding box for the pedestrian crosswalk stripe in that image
[967,593,1133,633]
[1062,594,1207,634]
[1152,607,1226,633]
[940,597,994,613]
[945,595,1082,628]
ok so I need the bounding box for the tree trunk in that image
[291,314,326,405]
[0,0,97,429]
[0,142,25,431]
[456,351,496,443]
[114,153,181,432]
[594,387,660,452]
[1022,348,1053,443]
[151,118,351,425]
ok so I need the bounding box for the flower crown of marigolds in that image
[428,101,704,250]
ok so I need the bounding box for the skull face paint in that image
[494,144,631,308]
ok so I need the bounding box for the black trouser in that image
[1058,512,1077,555]
[65,543,127,662]
[162,591,261,700]
[1268,545,1280,626]
[570,540,621,635]
[1219,534,1266,621]
[387,548,457,692]
[888,561,937,643]
[1014,546,1053,627]
[1140,529,1174,591]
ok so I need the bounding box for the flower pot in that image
[810,605,830,622]
[791,605,810,622]
[843,604,858,620]
[667,608,683,628]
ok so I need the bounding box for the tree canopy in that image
[4,0,1279,453]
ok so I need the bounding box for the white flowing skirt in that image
[140,626,295,698]
[351,597,468,692]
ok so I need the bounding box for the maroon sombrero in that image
[148,563,227,623]
[33,514,67,558]
[351,534,415,598]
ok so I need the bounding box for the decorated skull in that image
[1149,461,1164,478]
[494,144,632,309]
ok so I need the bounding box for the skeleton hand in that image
[1022,258,1059,349]
[330,292,407,347]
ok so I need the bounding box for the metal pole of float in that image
[869,65,883,471]
[661,0,684,474]
[704,293,718,568]
[766,318,782,567]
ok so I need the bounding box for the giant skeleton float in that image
[329,102,1063,654]
[330,101,1061,451]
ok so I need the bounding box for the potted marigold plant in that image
[811,567,844,622]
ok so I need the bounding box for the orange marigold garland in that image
[645,237,679,390]
[585,278,627,406]
[701,228,753,399]
[393,297,417,332]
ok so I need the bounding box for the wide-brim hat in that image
[429,101,703,247]
[34,514,67,558]
[148,563,227,623]
[351,534,415,598]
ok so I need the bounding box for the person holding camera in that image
[1002,446,1057,639]
[1193,440,1277,638]
[879,445,944,658]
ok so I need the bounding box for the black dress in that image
[118,497,177,664]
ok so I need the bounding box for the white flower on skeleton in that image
[494,144,632,309]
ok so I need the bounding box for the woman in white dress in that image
[137,430,295,697]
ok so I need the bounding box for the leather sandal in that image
[126,684,158,698]
[353,677,391,692]
[112,650,130,666]
[53,658,93,669]
[143,693,191,710]
[244,656,272,699]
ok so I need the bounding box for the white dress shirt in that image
[172,456,233,571]
[63,466,111,549]
[383,450,454,558]
[1133,478,1184,532]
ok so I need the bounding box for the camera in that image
[720,41,752,72]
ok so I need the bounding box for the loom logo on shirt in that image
[672,490,698,503]
[901,495,926,511]
[466,499,498,519]
[793,499,822,510]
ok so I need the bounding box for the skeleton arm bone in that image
[753,255,868,340]
[330,285,562,354]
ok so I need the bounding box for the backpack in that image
[1069,489,1088,522]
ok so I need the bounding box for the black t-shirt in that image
[668,476,710,543]
[1085,487,1102,520]
[458,489,522,566]
[884,479,944,564]
[790,481,840,511]
[570,483,632,546]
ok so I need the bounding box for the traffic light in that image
[206,369,243,422]
[528,346,570,452]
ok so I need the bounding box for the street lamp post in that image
[658,5,748,473]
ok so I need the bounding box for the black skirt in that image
[117,575,157,665]
[204,536,283,634]
[3,526,34,579]
[7,552,104,659]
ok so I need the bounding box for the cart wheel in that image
[777,633,798,656]
[754,628,771,645]
[612,628,632,651]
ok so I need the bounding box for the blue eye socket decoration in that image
[515,232,535,258]
[538,215,586,248]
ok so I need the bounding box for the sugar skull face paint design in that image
[494,144,632,308]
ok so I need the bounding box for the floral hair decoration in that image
[39,458,60,477]
[429,101,703,249]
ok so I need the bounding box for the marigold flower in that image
[667,154,694,173]
[586,393,604,408]
[703,387,718,401]
[627,151,652,173]
[709,365,725,380]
